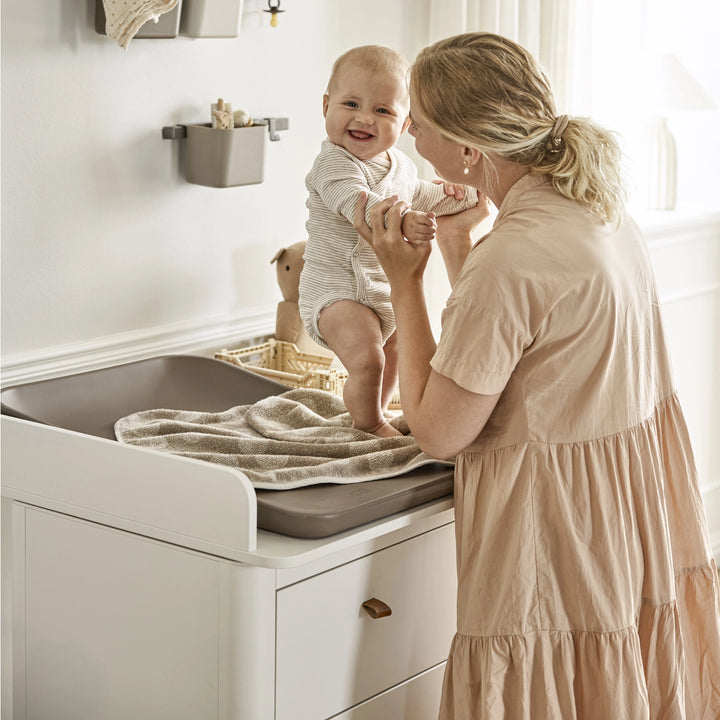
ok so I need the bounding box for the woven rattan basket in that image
[215,339,401,408]
[215,339,348,394]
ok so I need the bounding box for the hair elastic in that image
[548,114,570,152]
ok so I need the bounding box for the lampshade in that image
[645,54,716,211]
[651,54,717,114]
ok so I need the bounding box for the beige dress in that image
[430,174,720,719]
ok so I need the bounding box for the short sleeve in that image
[431,296,529,395]
[429,235,537,395]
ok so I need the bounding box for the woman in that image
[353,33,720,719]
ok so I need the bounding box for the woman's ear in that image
[463,146,482,169]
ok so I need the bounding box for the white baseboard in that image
[1,307,276,387]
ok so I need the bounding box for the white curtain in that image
[426,0,580,112]
[417,0,719,329]
[417,0,580,333]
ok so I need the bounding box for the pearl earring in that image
[463,160,470,175]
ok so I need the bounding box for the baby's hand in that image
[401,210,437,246]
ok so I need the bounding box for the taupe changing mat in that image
[114,388,451,490]
[1,355,454,538]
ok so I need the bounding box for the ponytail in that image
[411,33,628,224]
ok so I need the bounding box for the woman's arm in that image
[435,197,491,286]
[353,193,500,459]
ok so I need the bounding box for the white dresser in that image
[1,416,457,720]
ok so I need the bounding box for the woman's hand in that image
[353,192,432,287]
[438,180,465,201]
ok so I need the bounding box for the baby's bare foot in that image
[370,421,403,438]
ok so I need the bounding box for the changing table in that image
[1,355,457,720]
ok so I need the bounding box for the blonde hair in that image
[327,45,410,95]
[410,33,627,224]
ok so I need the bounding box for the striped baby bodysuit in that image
[299,138,477,348]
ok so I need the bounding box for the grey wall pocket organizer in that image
[180,0,244,37]
[95,0,183,38]
[162,118,289,187]
[95,0,244,39]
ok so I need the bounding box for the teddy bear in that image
[270,241,332,356]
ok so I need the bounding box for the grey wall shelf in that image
[162,117,289,187]
[95,0,245,39]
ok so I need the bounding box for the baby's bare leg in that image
[318,300,402,437]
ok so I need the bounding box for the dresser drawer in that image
[276,523,457,720]
[332,663,446,720]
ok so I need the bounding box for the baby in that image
[299,45,477,437]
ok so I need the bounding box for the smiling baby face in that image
[322,49,411,162]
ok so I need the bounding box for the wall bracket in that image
[162,117,289,141]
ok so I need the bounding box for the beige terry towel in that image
[103,0,178,49]
[115,388,452,489]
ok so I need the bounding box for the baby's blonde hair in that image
[410,33,627,224]
[327,45,410,96]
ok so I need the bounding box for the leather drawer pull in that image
[362,598,392,619]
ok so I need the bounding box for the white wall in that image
[0,0,428,371]
[1,1,718,549]
[639,212,720,555]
